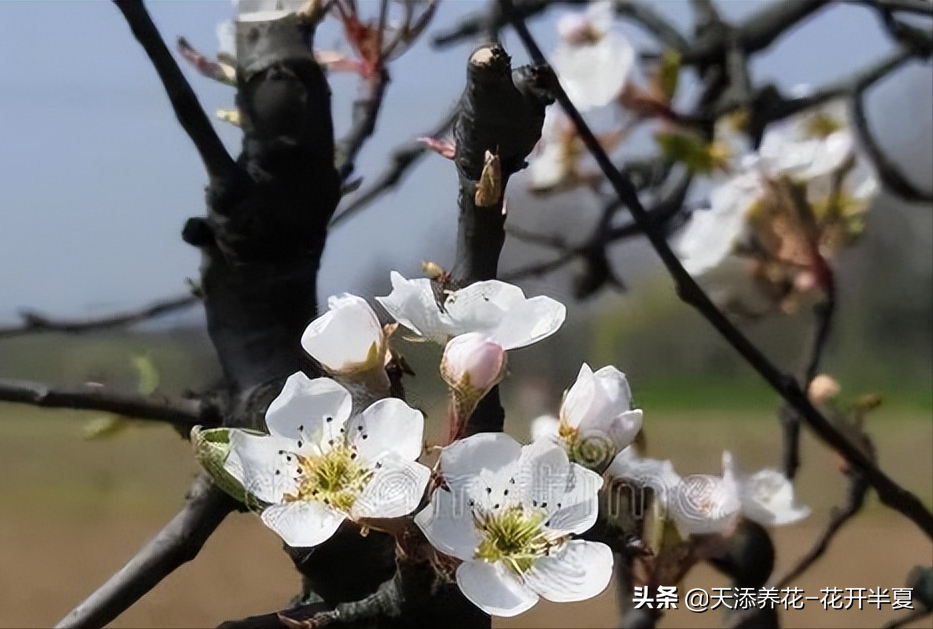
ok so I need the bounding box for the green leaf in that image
[83,414,131,440]
[655,131,725,174]
[658,50,682,103]
[131,353,160,395]
[191,426,268,511]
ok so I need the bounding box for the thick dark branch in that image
[0,294,198,340]
[502,0,933,541]
[448,45,550,438]
[334,68,391,180]
[112,0,234,179]
[0,377,218,429]
[55,476,237,629]
[330,108,457,228]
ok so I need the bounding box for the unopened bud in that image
[440,333,507,396]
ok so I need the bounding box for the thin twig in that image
[0,377,217,429]
[0,294,199,340]
[54,476,237,629]
[500,0,933,541]
[329,107,457,227]
[334,67,391,180]
[773,470,869,588]
[113,0,234,180]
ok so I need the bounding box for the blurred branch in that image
[845,0,933,17]
[335,68,391,181]
[54,476,237,629]
[0,377,218,429]
[774,468,869,588]
[432,0,689,54]
[112,0,234,180]
[503,169,690,284]
[501,0,933,541]
[882,607,933,629]
[0,294,199,340]
[329,108,457,227]
[851,55,933,203]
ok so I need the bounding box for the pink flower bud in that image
[440,333,507,396]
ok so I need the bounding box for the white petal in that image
[224,430,297,504]
[487,295,567,350]
[605,447,682,506]
[442,279,526,337]
[265,374,352,445]
[375,272,448,342]
[351,455,430,520]
[592,366,633,410]
[260,502,345,548]
[528,139,570,191]
[456,561,539,617]
[414,487,480,561]
[675,171,762,277]
[670,473,741,536]
[517,440,603,535]
[530,414,560,443]
[300,295,383,374]
[561,363,597,430]
[441,432,522,491]
[552,32,634,111]
[524,540,613,603]
[740,469,811,526]
[606,409,643,453]
[348,398,424,462]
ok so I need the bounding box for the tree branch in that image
[334,68,391,181]
[0,294,199,340]
[112,0,234,180]
[501,0,933,541]
[329,108,457,228]
[0,377,218,430]
[773,469,869,588]
[850,54,933,203]
[54,476,237,629]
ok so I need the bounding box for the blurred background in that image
[1,1,931,627]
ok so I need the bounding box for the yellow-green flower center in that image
[803,112,843,139]
[474,505,552,575]
[286,444,372,512]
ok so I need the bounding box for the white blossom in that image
[606,448,809,538]
[224,373,429,547]
[301,294,386,377]
[552,0,635,111]
[440,332,508,399]
[725,452,811,526]
[535,364,643,470]
[376,271,566,350]
[415,433,612,617]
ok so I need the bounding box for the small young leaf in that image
[83,414,130,440]
[131,353,160,396]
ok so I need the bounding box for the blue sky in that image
[1,1,929,325]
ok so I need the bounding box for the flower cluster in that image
[192,269,809,618]
[675,100,879,316]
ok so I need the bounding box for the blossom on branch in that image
[415,433,612,617]
[221,374,429,548]
[376,271,566,350]
[606,448,809,538]
[532,363,643,471]
[552,0,635,111]
[674,99,879,316]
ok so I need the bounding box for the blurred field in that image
[0,403,930,629]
